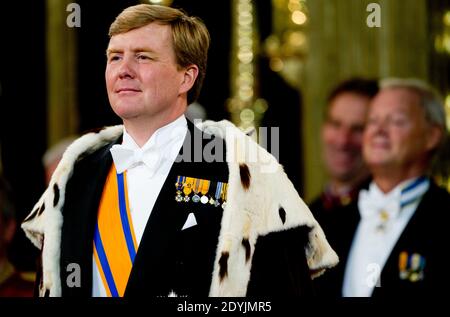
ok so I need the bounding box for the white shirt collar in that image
[122,115,187,151]
[365,181,402,208]
[359,176,429,221]
[111,115,187,174]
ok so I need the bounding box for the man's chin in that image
[111,105,142,120]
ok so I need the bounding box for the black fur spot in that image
[219,251,229,282]
[239,163,251,190]
[245,128,256,137]
[279,208,286,224]
[310,267,325,277]
[53,183,60,207]
[37,202,46,216]
[85,126,105,134]
[242,238,251,263]
[23,208,38,222]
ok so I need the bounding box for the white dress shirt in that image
[92,115,188,297]
[342,177,430,297]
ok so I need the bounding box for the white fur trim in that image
[22,121,338,297]
[21,126,123,296]
[197,120,338,296]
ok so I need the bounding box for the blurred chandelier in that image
[145,0,173,6]
[263,0,309,89]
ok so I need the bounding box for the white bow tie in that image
[110,144,161,175]
[358,189,400,221]
[358,177,430,221]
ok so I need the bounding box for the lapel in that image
[125,120,229,297]
[60,137,121,296]
[372,184,437,297]
[322,201,361,296]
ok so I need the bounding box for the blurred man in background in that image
[42,136,78,185]
[319,78,450,297]
[309,78,378,232]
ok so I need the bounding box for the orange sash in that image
[93,166,138,297]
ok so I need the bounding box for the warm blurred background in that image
[0,0,449,272]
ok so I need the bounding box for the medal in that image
[175,176,185,202]
[175,175,228,207]
[200,179,210,204]
[409,253,425,282]
[221,183,228,208]
[208,181,216,205]
[398,251,426,282]
[214,182,223,207]
[398,251,408,280]
[375,209,389,232]
[192,178,201,203]
[183,177,194,202]
[201,196,209,204]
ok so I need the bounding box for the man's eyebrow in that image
[106,47,155,55]
[131,47,155,53]
[106,48,121,56]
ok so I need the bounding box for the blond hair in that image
[109,4,210,104]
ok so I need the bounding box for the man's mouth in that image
[116,88,141,93]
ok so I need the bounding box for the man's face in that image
[322,92,370,182]
[106,23,187,121]
[363,88,435,173]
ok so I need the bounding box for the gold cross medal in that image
[183,177,194,202]
[175,176,185,202]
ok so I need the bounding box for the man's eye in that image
[137,55,151,60]
[352,126,364,134]
[391,118,407,126]
[108,55,121,62]
[326,120,341,129]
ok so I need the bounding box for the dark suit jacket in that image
[57,121,313,297]
[313,181,450,298]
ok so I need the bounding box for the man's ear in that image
[179,65,199,95]
[426,125,443,152]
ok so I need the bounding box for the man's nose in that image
[371,118,389,134]
[118,56,136,79]
[335,127,353,147]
